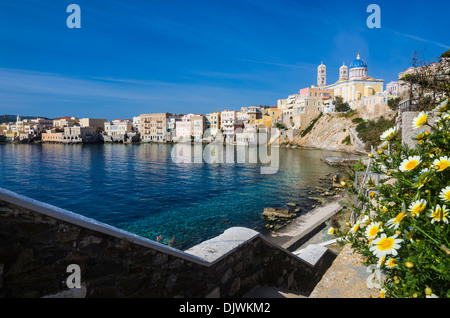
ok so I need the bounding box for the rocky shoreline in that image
[262,173,345,233]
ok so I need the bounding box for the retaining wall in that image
[0,188,335,298]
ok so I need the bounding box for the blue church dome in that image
[349,52,367,69]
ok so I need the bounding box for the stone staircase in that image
[243,243,381,298]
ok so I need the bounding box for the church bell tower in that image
[317,62,326,87]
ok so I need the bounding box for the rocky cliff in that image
[291,113,356,152]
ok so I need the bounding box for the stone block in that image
[296,244,329,267]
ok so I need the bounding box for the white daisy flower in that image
[350,222,361,233]
[365,222,382,239]
[427,204,448,224]
[378,140,389,150]
[399,156,421,172]
[370,234,403,258]
[433,99,448,112]
[376,255,386,268]
[433,156,450,172]
[386,257,399,269]
[360,215,371,227]
[380,127,397,141]
[439,185,450,202]
[411,128,430,141]
[386,212,406,229]
[411,111,428,129]
[408,199,427,217]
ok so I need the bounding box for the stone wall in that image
[0,188,335,298]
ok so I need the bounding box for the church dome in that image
[349,52,367,69]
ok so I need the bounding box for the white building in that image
[386,81,399,96]
[221,110,244,143]
[175,114,194,141]
[132,116,141,132]
[104,119,134,136]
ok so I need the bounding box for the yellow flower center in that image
[416,115,427,127]
[413,204,425,214]
[378,238,394,251]
[437,160,450,171]
[433,209,443,219]
[405,160,419,170]
[369,226,379,237]
[445,191,450,201]
[394,213,404,223]
[387,258,397,267]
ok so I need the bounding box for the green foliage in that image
[333,96,351,112]
[387,97,402,111]
[352,117,365,124]
[355,116,396,151]
[352,159,366,172]
[342,135,351,145]
[301,112,323,137]
[334,101,450,298]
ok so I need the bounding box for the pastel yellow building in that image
[255,107,281,128]
[323,52,384,104]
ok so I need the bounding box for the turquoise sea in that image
[0,143,347,250]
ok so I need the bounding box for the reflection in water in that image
[0,143,346,249]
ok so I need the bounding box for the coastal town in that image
[0,52,419,147]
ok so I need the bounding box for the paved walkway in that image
[266,198,343,251]
[245,196,381,298]
[309,244,381,298]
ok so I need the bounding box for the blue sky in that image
[0,0,448,120]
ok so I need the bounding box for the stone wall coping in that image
[184,227,261,263]
[0,187,209,266]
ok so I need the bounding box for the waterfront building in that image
[104,119,134,137]
[140,113,171,143]
[53,117,79,128]
[132,116,141,132]
[79,118,107,132]
[220,110,244,143]
[62,126,96,143]
[166,114,183,142]
[254,107,281,128]
[0,123,7,135]
[191,114,206,141]
[41,130,63,143]
[17,117,53,139]
[322,52,384,106]
[206,112,221,137]
[175,114,194,142]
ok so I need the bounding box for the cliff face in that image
[290,113,358,152]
